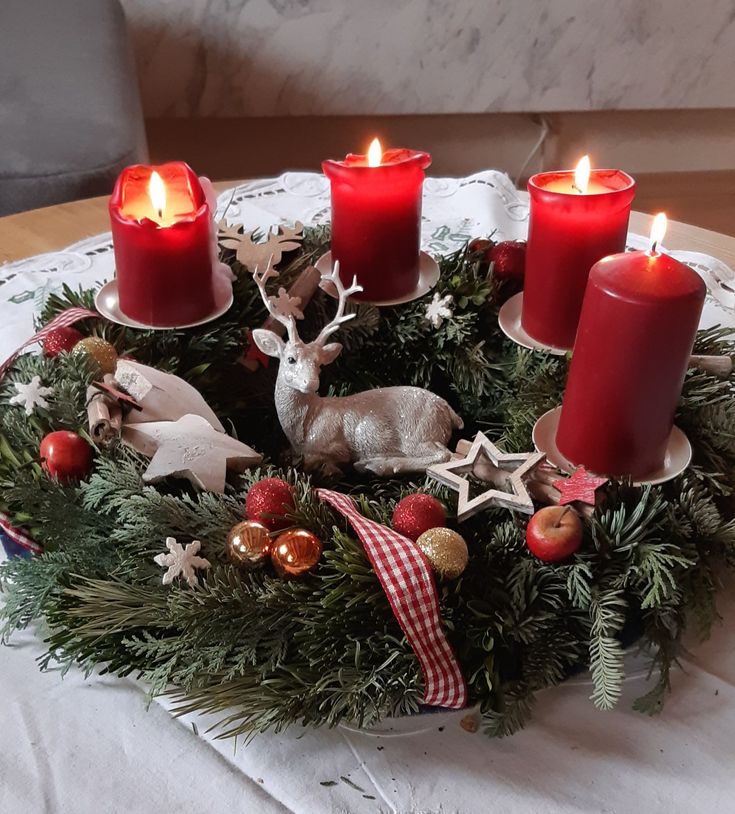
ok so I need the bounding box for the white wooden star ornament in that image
[9,375,54,415]
[154,537,210,588]
[122,413,262,493]
[428,431,545,520]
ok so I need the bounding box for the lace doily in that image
[0,170,733,361]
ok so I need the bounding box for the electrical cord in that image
[515,115,552,187]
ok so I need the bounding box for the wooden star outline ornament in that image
[552,467,608,506]
[122,413,262,493]
[428,432,545,520]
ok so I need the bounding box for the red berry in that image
[39,430,93,482]
[486,240,526,281]
[245,477,294,532]
[392,493,446,542]
[525,506,583,563]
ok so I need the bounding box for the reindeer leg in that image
[354,457,396,477]
[357,445,452,476]
[303,454,344,477]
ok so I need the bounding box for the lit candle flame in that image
[148,170,166,220]
[573,155,591,194]
[649,212,667,255]
[367,137,383,167]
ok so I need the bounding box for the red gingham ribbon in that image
[0,307,99,380]
[317,488,467,709]
[0,512,42,555]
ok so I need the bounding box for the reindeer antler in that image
[316,262,364,345]
[253,257,300,343]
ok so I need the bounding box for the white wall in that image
[122,0,735,118]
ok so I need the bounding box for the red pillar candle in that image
[556,214,706,479]
[522,157,636,349]
[322,140,431,302]
[110,162,215,327]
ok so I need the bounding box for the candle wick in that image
[571,183,583,194]
[649,240,659,256]
[157,208,163,221]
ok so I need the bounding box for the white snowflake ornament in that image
[9,376,54,415]
[425,293,454,329]
[271,287,304,320]
[154,537,211,588]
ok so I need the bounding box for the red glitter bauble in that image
[486,240,526,281]
[245,477,294,532]
[42,327,84,358]
[392,493,446,542]
[467,237,494,255]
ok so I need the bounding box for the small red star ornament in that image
[552,467,608,506]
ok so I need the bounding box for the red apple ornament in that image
[486,240,526,281]
[245,477,294,532]
[392,493,446,541]
[525,505,583,563]
[39,430,93,482]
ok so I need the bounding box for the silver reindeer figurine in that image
[251,262,463,476]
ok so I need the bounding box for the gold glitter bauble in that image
[226,520,271,568]
[270,528,322,578]
[415,527,468,579]
[72,337,118,375]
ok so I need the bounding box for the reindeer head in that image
[252,261,362,394]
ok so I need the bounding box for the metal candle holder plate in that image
[315,250,440,306]
[532,406,693,487]
[95,276,233,330]
[498,292,568,355]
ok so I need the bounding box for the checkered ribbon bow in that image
[317,488,467,709]
[0,512,42,557]
[0,307,98,380]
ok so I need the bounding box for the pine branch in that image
[588,590,627,710]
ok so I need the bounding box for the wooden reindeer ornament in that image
[251,261,463,476]
[219,221,304,272]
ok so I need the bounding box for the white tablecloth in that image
[2,172,735,813]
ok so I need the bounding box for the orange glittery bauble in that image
[226,520,271,568]
[270,528,322,578]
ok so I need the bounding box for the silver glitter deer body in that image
[252,262,463,476]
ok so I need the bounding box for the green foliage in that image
[2,230,735,740]
[588,590,626,709]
